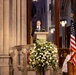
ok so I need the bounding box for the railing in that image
[0,44,52,75]
[9,45,34,75]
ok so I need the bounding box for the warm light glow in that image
[32,0,38,2]
[50,28,55,34]
[60,20,67,27]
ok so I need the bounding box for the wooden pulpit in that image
[34,32,48,40]
[67,61,76,75]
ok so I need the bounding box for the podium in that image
[34,32,48,40]
[67,61,76,75]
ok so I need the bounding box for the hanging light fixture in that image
[50,28,55,34]
[60,19,67,27]
[60,0,67,27]
[60,19,67,48]
[49,27,55,34]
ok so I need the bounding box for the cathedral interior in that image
[0,0,76,75]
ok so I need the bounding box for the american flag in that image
[70,20,76,65]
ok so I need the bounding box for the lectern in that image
[34,32,48,40]
[67,61,76,75]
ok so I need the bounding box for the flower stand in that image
[36,67,45,75]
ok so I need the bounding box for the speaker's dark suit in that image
[31,26,42,37]
[31,25,45,43]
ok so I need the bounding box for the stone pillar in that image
[0,0,27,75]
[0,0,3,54]
[9,0,17,47]
[16,0,21,45]
[10,0,27,75]
[21,0,27,45]
[3,0,9,54]
[0,0,9,75]
[10,0,19,75]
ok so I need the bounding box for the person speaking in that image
[31,20,46,43]
[35,20,41,32]
[31,20,42,37]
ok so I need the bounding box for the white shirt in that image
[37,26,41,31]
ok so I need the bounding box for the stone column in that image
[3,0,10,75]
[21,0,27,45]
[10,1,17,75]
[3,0,9,54]
[0,0,3,54]
[9,0,17,47]
[10,0,27,75]
[11,1,21,75]
[16,0,21,45]
[0,0,27,75]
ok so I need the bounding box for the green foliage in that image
[29,39,58,71]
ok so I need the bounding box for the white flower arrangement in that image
[29,39,58,71]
